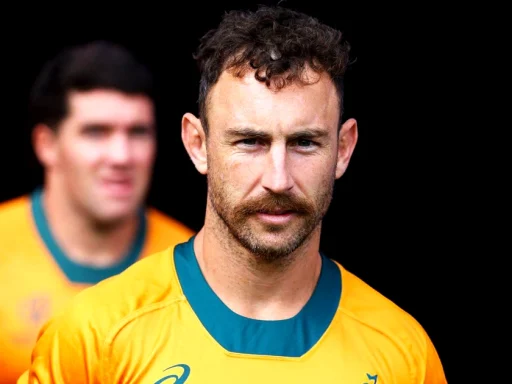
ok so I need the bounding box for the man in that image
[0,41,194,383]
[18,7,446,383]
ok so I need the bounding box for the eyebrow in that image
[81,122,155,131]
[225,127,271,140]
[225,127,329,141]
[287,128,329,141]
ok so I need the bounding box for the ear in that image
[335,118,358,179]
[181,112,208,175]
[32,123,58,168]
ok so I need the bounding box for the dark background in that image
[2,1,461,380]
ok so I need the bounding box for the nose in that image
[261,144,294,193]
[107,134,132,165]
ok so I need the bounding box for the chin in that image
[92,205,139,226]
[239,232,307,261]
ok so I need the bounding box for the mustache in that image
[238,193,313,215]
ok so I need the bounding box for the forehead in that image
[207,68,340,134]
[66,89,154,125]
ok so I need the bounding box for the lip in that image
[102,179,133,197]
[256,211,295,225]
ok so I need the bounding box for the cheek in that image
[58,143,100,172]
[133,143,156,168]
[291,155,335,193]
[225,156,263,193]
[209,153,248,198]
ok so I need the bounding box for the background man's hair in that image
[29,40,154,130]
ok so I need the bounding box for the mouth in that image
[102,178,134,197]
[260,209,292,215]
[255,210,296,225]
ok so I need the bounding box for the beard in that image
[207,171,335,263]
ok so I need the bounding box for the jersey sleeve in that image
[16,299,105,384]
[420,333,447,384]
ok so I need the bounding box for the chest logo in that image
[154,363,190,384]
[363,373,378,384]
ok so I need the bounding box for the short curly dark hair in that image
[193,5,351,133]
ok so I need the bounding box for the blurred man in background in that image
[0,40,194,383]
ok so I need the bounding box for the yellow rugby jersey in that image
[18,236,446,384]
[0,188,194,384]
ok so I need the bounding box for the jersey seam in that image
[337,306,416,380]
[99,295,187,382]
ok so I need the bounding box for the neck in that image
[41,183,140,268]
[194,205,322,321]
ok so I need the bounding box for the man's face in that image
[204,69,349,261]
[47,89,156,225]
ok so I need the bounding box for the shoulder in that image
[45,246,185,345]
[338,263,430,341]
[336,263,445,381]
[23,244,187,382]
[0,195,32,246]
[0,194,29,220]
[28,245,190,381]
[145,207,195,239]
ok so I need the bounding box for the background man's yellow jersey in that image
[18,236,446,383]
[0,189,194,384]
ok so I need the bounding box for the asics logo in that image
[154,363,190,383]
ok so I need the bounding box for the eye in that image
[296,139,314,147]
[129,125,153,136]
[239,138,258,146]
[291,138,319,150]
[83,125,107,136]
